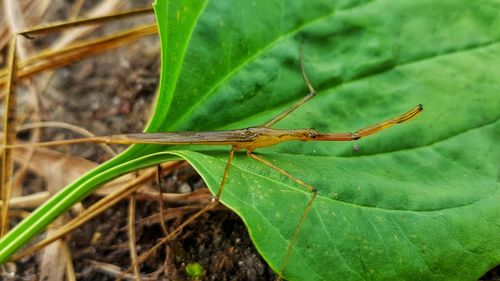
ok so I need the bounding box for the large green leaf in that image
[0,0,498,280]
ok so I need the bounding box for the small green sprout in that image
[185,262,205,279]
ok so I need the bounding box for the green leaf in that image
[185,262,205,278]
[0,0,498,280]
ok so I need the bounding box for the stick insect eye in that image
[307,131,318,138]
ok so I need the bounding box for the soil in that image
[1,1,498,281]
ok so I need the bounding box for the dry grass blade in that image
[90,260,159,281]
[18,121,117,156]
[3,0,44,202]
[10,161,182,262]
[19,7,153,37]
[0,24,158,92]
[51,0,124,50]
[127,194,140,280]
[39,230,67,281]
[68,0,85,19]
[155,166,169,236]
[5,147,192,210]
[11,143,98,196]
[1,192,48,209]
[133,187,212,205]
[1,37,17,236]
[0,1,50,51]
[62,243,77,281]
[4,0,33,59]
[139,204,213,228]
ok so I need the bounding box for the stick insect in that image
[7,58,423,278]
[1,5,423,280]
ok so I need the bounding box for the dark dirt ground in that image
[1,1,498,281]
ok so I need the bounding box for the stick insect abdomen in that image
[103,130,256,146]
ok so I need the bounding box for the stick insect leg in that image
[261,49,317,128]
[119,147,238,279]
[246,151,317,280]
[215,147,236,197]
